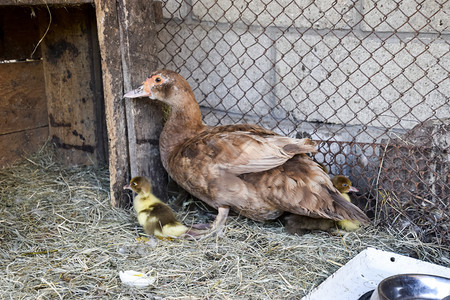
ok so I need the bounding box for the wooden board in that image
[117,0,167,201]
[39,5,106,166]
[128,99,168,201]
[94,0,165,207]
[0,60,48,167]
[0,61,47,135]
[0,6,41,60]
[94,0,131,207]
[0,127,48,167]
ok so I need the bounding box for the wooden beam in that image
[95,0,168,207]
[94,0,131,207]
[117,0,168,201]
[95,0,167,207]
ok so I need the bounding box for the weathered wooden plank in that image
[0,127,48,168]
[94,0,131,207]
[0,0,92,5]
[0,6,41,60]
[128,99,168,201]
[94,0,166,207]
[0,61,47,135]
[118,0,168,202]
[39,5,106,166]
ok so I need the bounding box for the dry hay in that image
[1,148,449,300]
[373,189,450,248]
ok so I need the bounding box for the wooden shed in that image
[1,0,165,207]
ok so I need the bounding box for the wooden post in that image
[94,0,130,207]
[117,0,168,202]
[95,0,167,206]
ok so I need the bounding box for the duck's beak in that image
[123,184,131,190]
[124,85,148,98]
[124,77,156,99]
[348,186,359,193]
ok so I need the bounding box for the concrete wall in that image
[156,0,449,144]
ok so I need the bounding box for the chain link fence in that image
[155,0,449,245]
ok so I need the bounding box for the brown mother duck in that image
[124,69,369,232]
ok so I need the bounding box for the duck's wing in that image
[240,153,370,223]
[176,126,317,175]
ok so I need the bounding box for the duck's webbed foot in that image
[210,206,230,236]
[189,223,212,230]
[182,206,230,239]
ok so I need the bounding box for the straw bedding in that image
[1,148,449,299]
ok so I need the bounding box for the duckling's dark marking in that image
[140,202,179,235]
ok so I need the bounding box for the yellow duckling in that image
[331,175,361,231]
[124,176,189,238]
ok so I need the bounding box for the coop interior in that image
[0,3,106,167]
[0,0,449,298]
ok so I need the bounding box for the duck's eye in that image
[343,183,348,187]
[154,76,162,83]
[132,182,137,186]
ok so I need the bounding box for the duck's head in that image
[331,175,359,194]
[124,176,152,195]
[124,69,192,107]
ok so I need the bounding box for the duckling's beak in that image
[123,184,131,190]
[124,84,148,98]
[348,186,359,193]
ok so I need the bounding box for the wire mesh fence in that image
[155,0,449,245]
